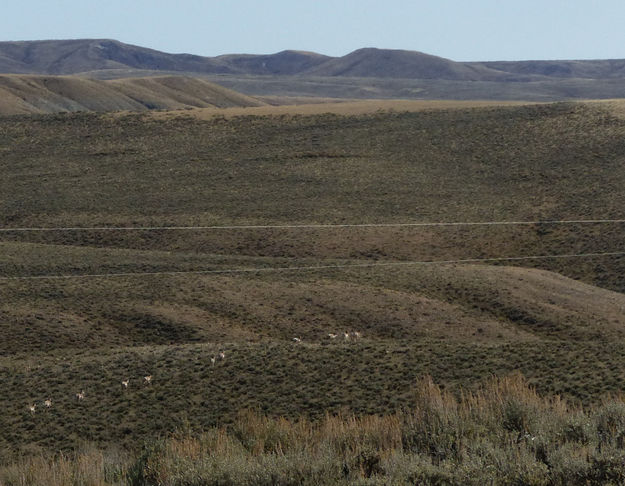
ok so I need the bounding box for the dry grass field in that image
[151,98,534,119]
[3,100,625,483]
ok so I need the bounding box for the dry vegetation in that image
[3,101,625,483]
[5,376,625,485]
[150,99,533,120]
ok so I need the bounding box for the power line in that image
[1,250,623,281]
[2,219,625,232]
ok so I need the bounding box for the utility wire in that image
[1,250,624,281]
[2,219,625,232]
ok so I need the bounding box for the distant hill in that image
[0,39,231,75]
[480,59,625,79]
[3,39,625,103]
[305,47,509,80]
[0,74,264,115]
[0,39,331,77]
[215,50,331,75]
[3,39,625,82]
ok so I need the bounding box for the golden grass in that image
[149,98,538,120]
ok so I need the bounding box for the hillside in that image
[0,39,332,77]
[3,39,625,82]
[305,47,508,80]
[0,39,231,75]
[0,74,264,114]
[481,58,625,79]
[215,49,331,75]
[3,102,625,458]
[4,39,625,102]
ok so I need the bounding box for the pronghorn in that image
[44,399,52,408]
[219,351,226,360]
[353,331,362,339]
[144,375,152,385]
[122,380,129,388]
[292,337,302,343]
[210,357,216,366]
[328,333,338,339]
[28,404,36,414]
[76,391,85,401]
[343,332,350,340]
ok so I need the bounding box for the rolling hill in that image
[4,98,625,474]
[0,39,333,77]
[304,47,509,80]
[0,74,264,114]
[0,39,230,75]
[3,38,625,82]
[3,39,625,103]
[215,49,331,75]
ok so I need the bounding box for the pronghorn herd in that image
[26,374,154,415]
[330,331,363,340]
[26,350,231,415]
[24,334,361,416]
[296,331,364,343]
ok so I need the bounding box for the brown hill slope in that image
[5,103,625,454]
[3,254,625,453]
[2,238,624,356]
[0,74,264,114]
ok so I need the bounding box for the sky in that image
[3,0,625,61]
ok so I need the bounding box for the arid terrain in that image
[3,98,625,483]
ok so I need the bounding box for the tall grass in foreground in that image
[4,374,625,485]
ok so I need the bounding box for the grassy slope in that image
[3,102,625,455]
